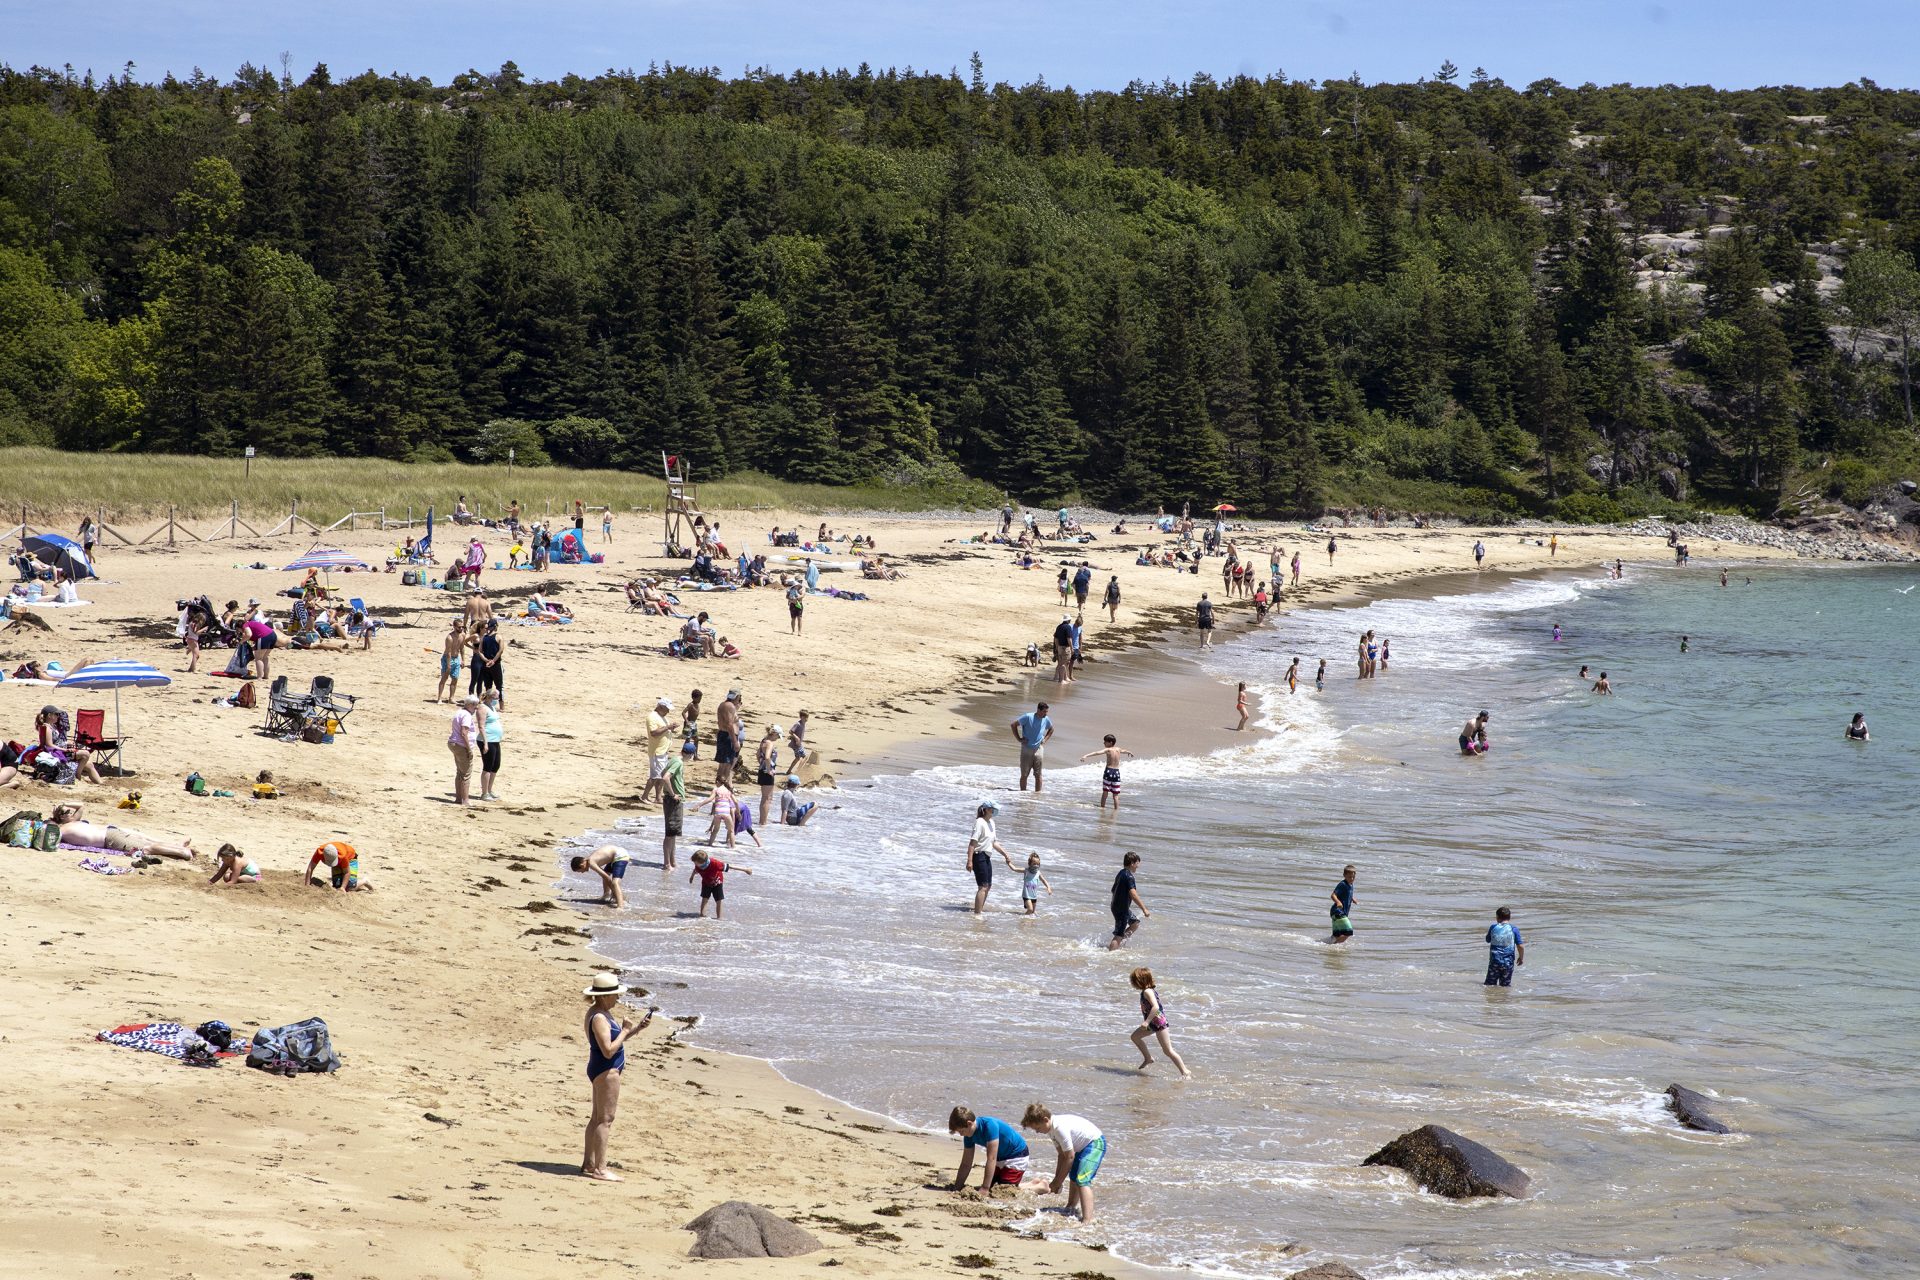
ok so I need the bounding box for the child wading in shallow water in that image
[1329,863,1357,943]
[1128,967,1190,1077]
[1019,854,1053,914]
[1079,734,1135,811]
[1485,906,1525,987]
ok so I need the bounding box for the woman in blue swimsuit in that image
[582,972,652,1181]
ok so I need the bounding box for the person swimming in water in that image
[1846,713,1870,741]
[1459,710,1490,755]
[1591,671,1613,695]
[1578,665,1590,681]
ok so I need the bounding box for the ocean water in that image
[569,563,1920,1279]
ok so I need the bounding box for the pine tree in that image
[1518,307,1580,498]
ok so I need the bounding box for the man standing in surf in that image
[1011,701,1053,791]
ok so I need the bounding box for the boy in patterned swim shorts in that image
[1079,734,1136,812]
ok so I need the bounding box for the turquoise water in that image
[577,562,1920,1278]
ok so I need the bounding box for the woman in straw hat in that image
[581,972,652,1181]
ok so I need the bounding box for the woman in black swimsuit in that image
[582,972,651,1181]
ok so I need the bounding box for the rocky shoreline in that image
[1623,510,1918,563]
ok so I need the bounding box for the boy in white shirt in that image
[1021,1103,1106,1223]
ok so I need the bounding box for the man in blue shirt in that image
[1485,906,1525,986]
[1072,565,1092,608]
[1010,700,1053,792]
[947,1106,1031,1188]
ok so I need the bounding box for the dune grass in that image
[0,448,999,531]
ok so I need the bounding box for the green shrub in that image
[1823,458,1884,507]
[1556,492,1628,524]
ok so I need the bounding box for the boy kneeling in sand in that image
[947,1106,1030,1191]
[571,844,631,907]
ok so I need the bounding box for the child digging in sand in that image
[1079,734,1135,811]
[1128,967,1190,1077]
[207,843,259,885]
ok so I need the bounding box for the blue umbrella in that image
[56,660,171,775]
[24,532,96,581]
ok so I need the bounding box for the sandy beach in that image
[0,510,1792,1279]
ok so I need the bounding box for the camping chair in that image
[74,708,125,775]
[307,675,356,729]
[263,675,311,736]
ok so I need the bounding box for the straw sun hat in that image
[583,972,626,998]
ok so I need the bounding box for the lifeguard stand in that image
[663,452,703,556]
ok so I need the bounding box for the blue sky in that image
[7,0,1913,90]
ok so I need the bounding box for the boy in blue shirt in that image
[1328,864,1356,943]
[1485,906,1525,986]
[947,1106,1031,1188]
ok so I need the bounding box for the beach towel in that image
[79,856,130,875]
[97,1021,245,1066]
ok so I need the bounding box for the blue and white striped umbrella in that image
[282,546,371,573]
[56,660,172,775]
[56,660,171,692]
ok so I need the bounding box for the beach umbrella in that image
[24,532,96,581]
[282,546,371,573]
[56,659,171,775]
[282,545,370,586]
[1211,503,1238,514]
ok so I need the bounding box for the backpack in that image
[184,772,208,796]
[3,811,42,848]
[235,681,257,710]
[246,1017,341,1075]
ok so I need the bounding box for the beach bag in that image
[246,1016,341,1075]
[301,725,327,744]
[184,772,208,796]
[235,681,257,710]
[3,811,41,848]
[33,819,60,851]
[402,570,420,586]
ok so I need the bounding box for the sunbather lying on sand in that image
[52,803,195,860]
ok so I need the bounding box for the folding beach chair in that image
[74,708,125,775]
[307,675,357,729]
[262,676,311,736]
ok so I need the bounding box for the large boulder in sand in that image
[1361,1125,1530,1199]
[1666,1084,1733,1134]
[684,1201,823,1258]
[1289,1264,1368,1280]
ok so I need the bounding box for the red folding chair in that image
[74,708,125,775]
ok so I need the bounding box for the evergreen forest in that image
[2,57,1918,518]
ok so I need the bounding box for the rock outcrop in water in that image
[1288,1263,1369,1280]
[684,1201,822,1258]
[1361,1125,1530,1199]
[1666,1084,1733,1134]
